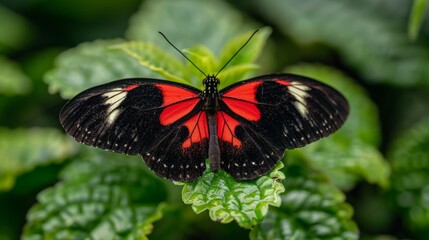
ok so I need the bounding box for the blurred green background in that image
[1,0,429,239]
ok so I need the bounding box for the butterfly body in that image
[60,73,349,182]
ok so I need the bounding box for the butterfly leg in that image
[207,113,220,172]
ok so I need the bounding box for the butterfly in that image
[59,31,349,182]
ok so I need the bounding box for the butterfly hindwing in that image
[218,74,349,180]
[60,78,208,181]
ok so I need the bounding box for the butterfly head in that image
[203,75,220,87]
[202,76,220,112]
[203,75,220,95]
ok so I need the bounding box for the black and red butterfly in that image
[60,31,349,182]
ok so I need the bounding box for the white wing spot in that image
[294,101,309,117]
[103,90,127,124]
[107,109,121,125]
[288,82,310,118]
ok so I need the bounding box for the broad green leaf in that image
[126,0,257,55]
[0,128,76,191]
[250,161,358,240]
[182,45,219,87]
[118,28,270,89]
[180,162,285,229]
[219,28,271,72]
[45,39,155,99]
[0,55,31,95]
[286,64,389,188]
[217,63,260,89]
[113,41,187,85]
[0,5,32,52]
[389,118,429,235]
[23,152,167,240]
[251,0,429,89]
[408,0,428,40]
[217,27,271,88]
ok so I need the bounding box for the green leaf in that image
[0,128,76,191]
[217,63,260,89]
[250,161,358,240]
[23,152,167,240]
[408,0,428,40]
[389,118,429,235]
[0,5,32,52]
[219,28,271,71]
[113,41,187,85]
[45,39,155,99]
[126,0,257,55]
[217,27,272,89]
[117,28,271,89]
[182,45,219,87]
[251,0,429,89]
[0,55,31,95]
[285,64,389,188]
[179,162,285,229]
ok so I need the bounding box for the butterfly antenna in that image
[158,31,208,78]
[214,29,259,78]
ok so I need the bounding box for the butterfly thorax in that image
[202,76,220,114]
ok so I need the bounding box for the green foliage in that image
[45,40,155,99]
[408,0,428,40]
[252,0,429,89]
[180,162,285,228]
[250,161,358,239]
[113,41,187,84]
[0,128,76,191]
[389,118,429,236]
[0,55,31,95]
[115,28,271,89]
[0,5,32,53]
[22,152,166,240]
[126,0,257,54]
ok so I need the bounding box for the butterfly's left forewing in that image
[60,78,208,181]
[218,74,349,180]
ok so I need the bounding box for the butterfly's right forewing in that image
[60,78,208,181]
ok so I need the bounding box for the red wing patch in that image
[160,98,200,125]
[222,81,261,103]
[222,98,260,121]
[217,111,241,147]
[123,84,139,91]
[156,84,199,105]
[221,81,262,121]
[182,112,208,148]
[156,84,200,126]
[275,79,292,86]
